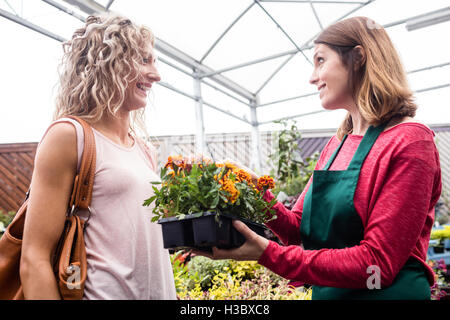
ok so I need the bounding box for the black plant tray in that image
[158,212,270,252]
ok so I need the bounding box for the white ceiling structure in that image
[1,0,449,170]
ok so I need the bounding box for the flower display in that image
[143,156,277,224]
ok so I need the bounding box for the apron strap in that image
[322,134,348,171]
[347,123,387,170]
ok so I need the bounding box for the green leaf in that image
[160,167,167,179]
[191,212,203,218]
[142,195,157,207]
[211,195,220,209]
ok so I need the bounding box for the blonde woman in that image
[19,13,177,299]
[198,17,442,300]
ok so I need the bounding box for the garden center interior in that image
[0,0,449,300]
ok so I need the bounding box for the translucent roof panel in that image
[257,48,316,104]
[0,0,85,39]
[199,4,295,70]
[111,0,258,61]
[346,0,450,25]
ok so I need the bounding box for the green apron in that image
[299,123,431,300]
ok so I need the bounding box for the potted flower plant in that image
[143,156,277,251]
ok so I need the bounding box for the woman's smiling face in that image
[122,45,161,112]
[309,43,354,111]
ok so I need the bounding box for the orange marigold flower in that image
[193,156,212,167]
[224,161,237,171]
[257,175,275,190]
[220,179,240,204]
[235,169,253,184]
[164,156,174,169]
[165,155,186,170]
[173,155,186,168]
[216,161,237,172]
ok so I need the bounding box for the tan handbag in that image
[0,116,96,300]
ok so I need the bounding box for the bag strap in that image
[65,116,96,211]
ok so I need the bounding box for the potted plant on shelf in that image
[143,156,277,251]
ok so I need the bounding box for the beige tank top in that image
[47,118,176,300]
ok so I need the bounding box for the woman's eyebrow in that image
[147,52,159,62]
[143,50,153,58]
[313,51,323,59]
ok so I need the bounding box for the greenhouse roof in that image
[1,0,449,168]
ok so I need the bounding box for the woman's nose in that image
[152,69,161,82]
[145,64,161,82]
[309,69,318,85]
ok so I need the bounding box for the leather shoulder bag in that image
[0,116,96,300]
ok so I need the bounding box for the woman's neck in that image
[348,106,369,136]
[92,111,133,147]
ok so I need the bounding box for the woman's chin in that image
[321,100,335,110]
[321,100,345,111]
[133,103,147,111]
[123,101,147,112]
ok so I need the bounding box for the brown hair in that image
[314,16,417,139]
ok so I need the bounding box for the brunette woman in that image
[197,16,442,300]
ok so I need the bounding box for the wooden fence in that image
[0,143,37,213]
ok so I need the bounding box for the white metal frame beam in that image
[405,6,450,31]
[62,0,106,15]
[249,97,262,172]
[260,0,367,4]
[0,7,66,41]
[309,1,324,30]
[42,0,86,21]
[154,37,254,101]
[193,72,206,155]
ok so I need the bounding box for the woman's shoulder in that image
[382,117,435,140]
[378,118,439,162]
[40,119,78,148]
[35,120,78,172]
[37,118,85,170]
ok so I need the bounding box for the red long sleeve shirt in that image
[258,122,442,289]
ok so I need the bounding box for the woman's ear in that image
[353,45,366,71]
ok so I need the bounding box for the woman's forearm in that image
[20,260,62,300]
[263,190,304,246]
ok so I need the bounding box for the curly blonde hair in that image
[53,12,155,139]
